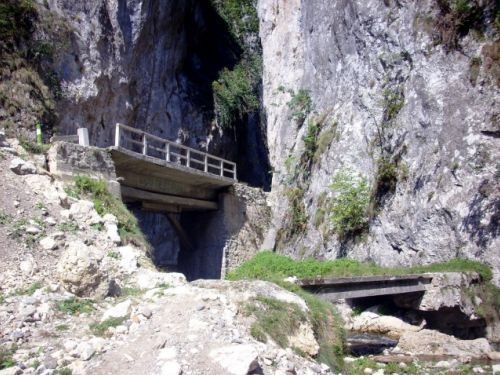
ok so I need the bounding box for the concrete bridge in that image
[298,274,433,300]
[109,123,237,214]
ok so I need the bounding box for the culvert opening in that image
[347,292,487,352]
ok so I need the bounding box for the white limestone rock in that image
[209,344,259,375]
[9,157,37,175]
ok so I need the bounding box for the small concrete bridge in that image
[298,274,433,300]
[109,123,237,213]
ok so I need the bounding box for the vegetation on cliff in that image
[210,0,261,129]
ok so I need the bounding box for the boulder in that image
[209,344,259,375]
[351,311,422,339]
[9,157,37,175]
[69,200,101,225]
[101,299,132,321]
[57,240,105,296]
[396,329,491,358]
[118,246,139,273]
[39,237,58,250]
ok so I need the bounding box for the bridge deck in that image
[299,274,433,300]
[108,124,237,212]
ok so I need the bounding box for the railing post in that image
[114,123,120,147]
[165,142,170,162]
[186,149,191,168]
[233,164,237,180]
[143,134,147,155]
[220,160,224,177]
[204,155,208,172]
[77,128,89,147]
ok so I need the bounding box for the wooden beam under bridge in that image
[121,186,218,211]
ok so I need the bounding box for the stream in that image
[346,332,398,356]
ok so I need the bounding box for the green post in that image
[36,121,43,145]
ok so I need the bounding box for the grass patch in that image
[0,347,15,370]
[14,281,43,296]
[53,368,72,375]
[57,297,94,315]
[58,221,79,233]
[227,251,494,282]
[384,361,419,374]
[346,357,379,374]
[55,324,69,331]
[243,295,307,348]
[19,136,49,154]
[120,287,144,297]
[68,176,149,249]
[0,211,12,225]
[90,317,127,337]
[107,251,120,259]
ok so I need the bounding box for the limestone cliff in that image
[258,0,500,284]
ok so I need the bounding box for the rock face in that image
[258,0,500,284]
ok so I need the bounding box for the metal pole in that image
[143,134,147,155]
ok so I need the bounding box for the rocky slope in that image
[0,138,327,375]
[258,0,500,285]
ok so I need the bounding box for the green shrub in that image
[210,0,259,43]
[314,123,339,163]
[372,157,398,209]
[69,176,149,249]
[0,0,36,48]
[57,297,94,315]
[382,87,404,123]
[90,317,126,337]
[287,89,313,124]
[330,170,370,239]
[285,187,307,234]
[212,59,260,129]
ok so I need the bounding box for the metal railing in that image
[114,123,237,180]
